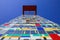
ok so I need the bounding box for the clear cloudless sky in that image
[0,0,60,25]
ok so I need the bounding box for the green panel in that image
[9,29,14,30]
[43,34,49,36]
[33,34,42,36]
[12,34,20,36]
[21,34,30,36]
[7,34,12,36]
[16,28,21,30]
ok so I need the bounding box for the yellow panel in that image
[44,28,53,31]
[22,28,31,30]
[44,28,58,31]
[52,28,58,30]
[30,24,35,26]
[11,36,19,38]
[4,36,10,38]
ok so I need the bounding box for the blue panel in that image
[31,31,37,34]
[5,30,14,34]
[19,25,24,28]
[25,30,30,34]
[38,30,46,34]
[0,34,3,36]
[37,27,44,30]
[14,30,20,34]
[19,30,24,34]
[37,27,46,34]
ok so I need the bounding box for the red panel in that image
[35,23,40,26]
[23,5,37,15]
[23,6,36,11]
[4,24,9,26]
[49,34,60,40]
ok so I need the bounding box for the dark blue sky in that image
[0,0,60,25]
